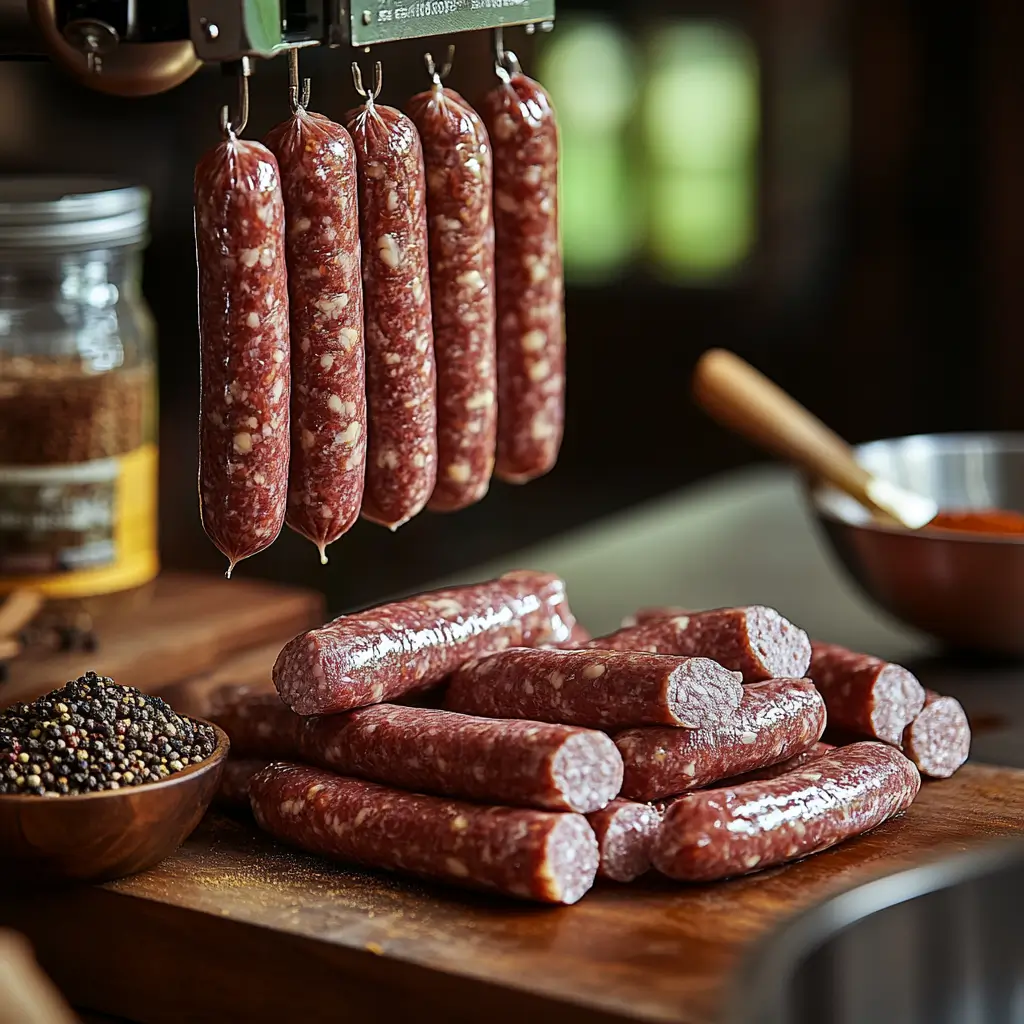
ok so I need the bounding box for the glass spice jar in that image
[0,179,159,638]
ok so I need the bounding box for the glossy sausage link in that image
[273,571,577,715]
[264,110,366,561]
[653,742,921,881]
[195,138,290,574]
[810,642,926,745]
[345,101,437,529]
[407,85,497,511]
[592,606,812,683]
[615,678,827,802]
[481,73,565,483]
[250,762,599,904]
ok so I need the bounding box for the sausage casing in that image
[301,704,622,813]
[345,101,437,528]
[444,648,743,730]
[481,73,564,483]
[592,607,812,683]
[407,85,497,511]
[615,678,827,801]
[194,138,291,573]
[653,742,921,881]
[250,762,599,904]
[273,570,578,715]
[264,110,366,561]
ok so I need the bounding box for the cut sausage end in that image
[903,694,971,778]
[274,632,335,716]
[747,605,812,679]
[666,658,744,728]
[250,764,600,904]
[550,731,625,813]
[541,814,599,904]
[871,664,927,745]
[588,800,661,883]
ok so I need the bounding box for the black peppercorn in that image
[0,672,216,796]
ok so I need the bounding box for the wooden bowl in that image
[0,721,229,882]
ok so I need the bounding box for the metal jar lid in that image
[0,177,149,251]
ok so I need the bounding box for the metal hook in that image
[219,56,252,139]
[352,60,383,104]
[288,48,311,114]
[492,27,522,82]
[424,45,455,87]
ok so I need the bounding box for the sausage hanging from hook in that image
[288,48,312,114]
[423,45,455,86]
[219,56,252,138]
[352,60,383,105]
[492,27,522,82]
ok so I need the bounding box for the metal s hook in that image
[352,60,383,105]
[219,56,252,139]
[492,27,522,82]
[288,48,311,114]
[424,45,455,87]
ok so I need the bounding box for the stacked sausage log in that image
[195,72,565,573]
[196,576,970,905]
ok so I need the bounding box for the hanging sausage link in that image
[407,50,498,511]
[482,40,565,483]
[264,52,367,562]
[346,62,438,529]
[195,65,290,575]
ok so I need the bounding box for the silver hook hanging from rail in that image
[219,56,252,139]
[352,60,383,106]
[492,27,522,83]
[424,45,455,87]
[288,48,311,114]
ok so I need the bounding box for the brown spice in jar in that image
[0,356,150,465]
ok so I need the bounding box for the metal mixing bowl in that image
[806,433,1024,654]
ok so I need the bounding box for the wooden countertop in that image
[4,471,1024,1021]
[3,763,1023,1024]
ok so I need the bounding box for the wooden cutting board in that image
[2,574,323,707]
[2,763,1023,1024]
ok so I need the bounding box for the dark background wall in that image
[1,0,1019,614]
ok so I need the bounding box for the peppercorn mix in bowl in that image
[0,673,228,881]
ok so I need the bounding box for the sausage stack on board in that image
[193,57,565,572]
[620,607,971,779]
[187,576,971,905]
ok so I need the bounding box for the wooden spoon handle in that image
[692,348,876,502]
[0,589,42,640]
[0,931,79,1024]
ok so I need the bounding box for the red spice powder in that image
[929,509,1024,537]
